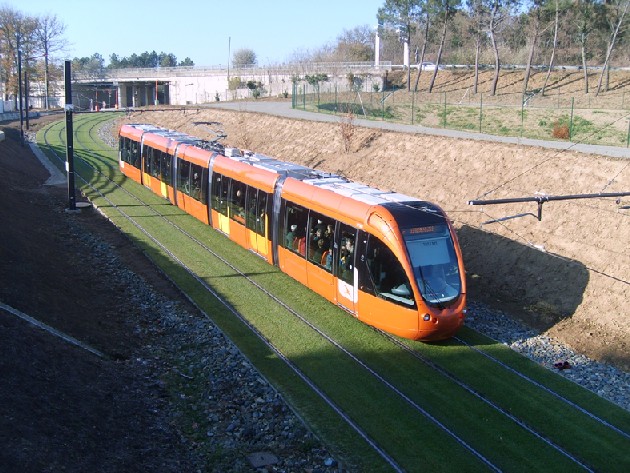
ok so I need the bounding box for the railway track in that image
[37,112,630,472]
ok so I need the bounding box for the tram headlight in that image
[423,314,431,321]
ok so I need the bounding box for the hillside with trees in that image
[1,1,628,108]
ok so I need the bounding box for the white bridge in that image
[69,62,392,110]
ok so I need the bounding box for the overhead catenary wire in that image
[467,208,630,286]
[471,111,630,204]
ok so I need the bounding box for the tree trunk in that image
[428,15,448,93]
[581,38,589,94]
[489,6,500,96]
[413,18,430,93]
[522,17,540,97]
[407,49,411,92]
[595,1,628,96]
[541,0,559,97]
[473,37,480,95]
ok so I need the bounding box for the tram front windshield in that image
[403,224,462,306]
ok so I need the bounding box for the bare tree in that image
[0,6,37,105]
[521,0,547,96]
[33,13,67,109]
[466,0,488,94]
[412,9,431,92]
[428,0,461,93]
[333,25,375,61]
[541,0,562,96]
[378,0,423,91]
[572,0,603,94]
[595,0,629,95]
[232,48,257,68]
[487,0,520,96]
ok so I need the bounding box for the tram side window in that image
[188,164,206,203]
[245,187,269,237]
[177,159,191,195]
[336,224,357,284]
[129,140,140,168]
[362,235,416,308]
[282,200,308,257]
[211,174,229,216]
[160,151,172,185]
[120,137,140,166]
[119,137,129,163]
[228,180,246,224]
[142,145,151,174]
[307,211,334,271]
[150,148,160,177]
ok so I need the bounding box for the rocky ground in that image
[1,99,628,472]
[0,118,340,472]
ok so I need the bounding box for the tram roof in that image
[127,123,431,209]
[226,152,419,206]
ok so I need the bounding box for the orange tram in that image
[119,123,467,341]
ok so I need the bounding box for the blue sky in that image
[12,0,385,66]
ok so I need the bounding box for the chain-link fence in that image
[292,82,630,148]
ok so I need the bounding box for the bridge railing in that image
[72,61,393,81]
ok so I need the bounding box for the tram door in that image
[246,188,269,257]
[336,223,358,314]
[141,145,152,189]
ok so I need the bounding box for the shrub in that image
[552,121,570,139]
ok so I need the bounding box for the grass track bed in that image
[36,112,630,472]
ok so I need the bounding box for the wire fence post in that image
[569,96,574,141]
[443,91,447,128]
[521,94,525,138]
[382,87,385,120]
[411,89,415,125]
[479,92,483,133]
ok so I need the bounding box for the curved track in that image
[37,112,630,472]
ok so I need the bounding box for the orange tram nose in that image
[414,308,466,342]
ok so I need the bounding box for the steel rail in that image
[453,335,630,441]
[45,116,500,471]
[382,331,596,471]
[43,116,405,473]
[41,114,626,471]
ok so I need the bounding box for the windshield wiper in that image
[416,266,445,310]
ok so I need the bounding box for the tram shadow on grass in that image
[457,224,589,332]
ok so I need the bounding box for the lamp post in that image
[25,69,30,130]
[18,50,24,146]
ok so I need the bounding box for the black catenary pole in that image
[64,60,76,211]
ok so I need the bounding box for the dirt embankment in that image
[120,107,629,371]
